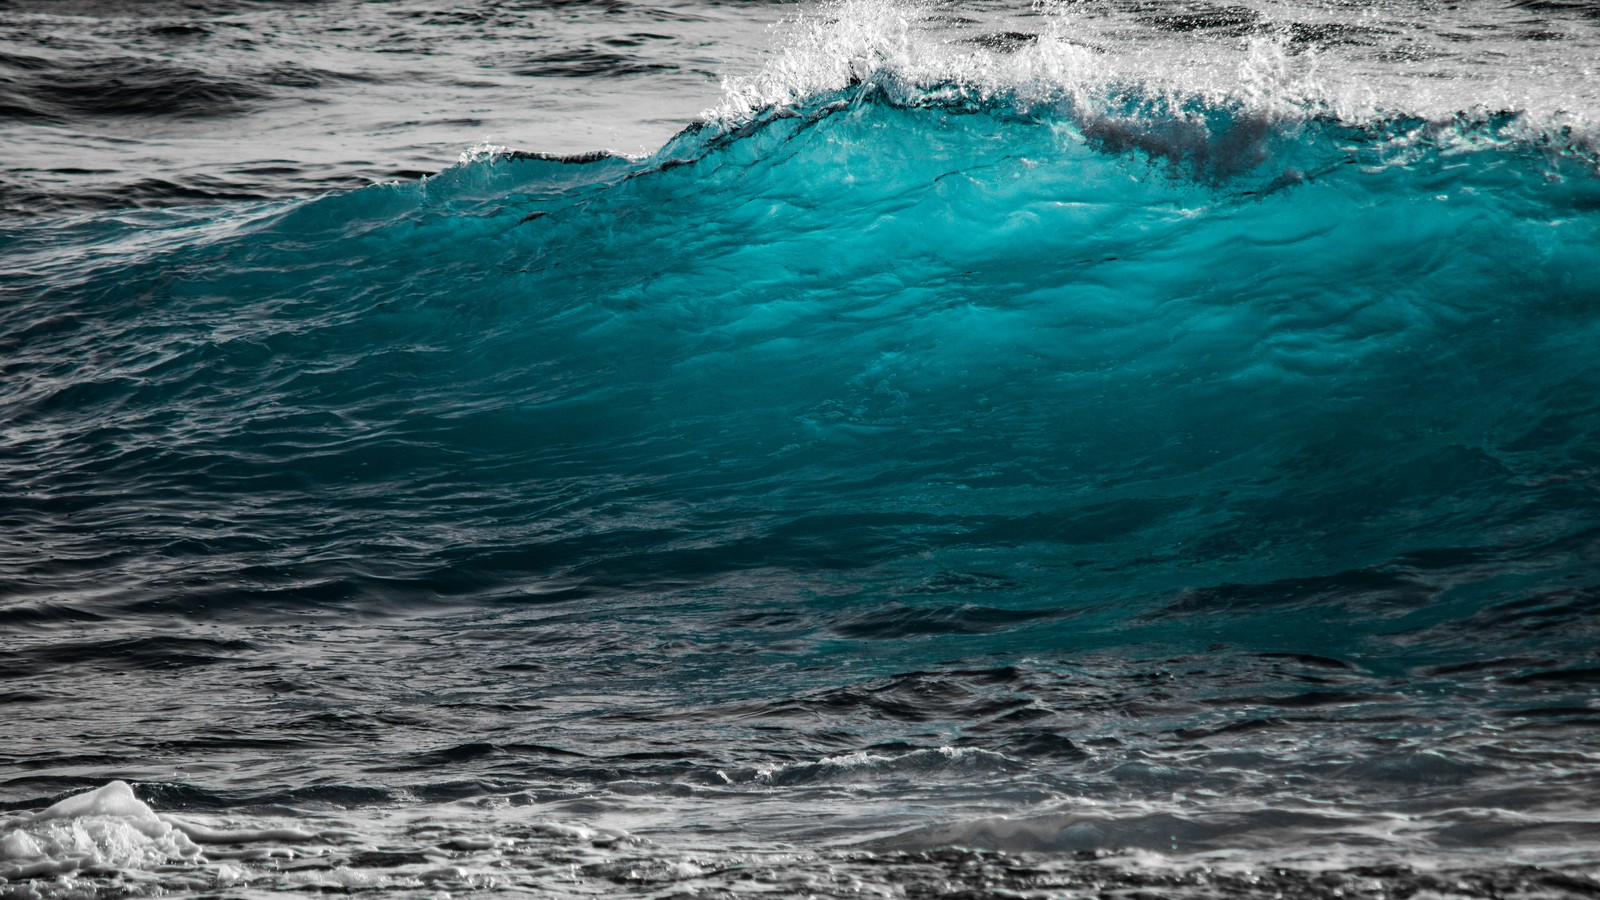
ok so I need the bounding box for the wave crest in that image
[704,0,1598,158]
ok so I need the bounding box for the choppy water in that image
[3,0,1600,897]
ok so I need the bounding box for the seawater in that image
[3,0,1600,897]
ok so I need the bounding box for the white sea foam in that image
[0,782,201,880]
[0,781,667,897]
[0,782,334,893]
[709,0,1109,123]
[868,804,1418,856]
[752,745,1020,786]
[708,0,1600,139]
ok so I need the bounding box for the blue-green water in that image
[9,92,1599,660]
[4,4,1600,896]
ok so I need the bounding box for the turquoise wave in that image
[4,87,1600,665]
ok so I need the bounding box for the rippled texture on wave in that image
[6,87,1600,649]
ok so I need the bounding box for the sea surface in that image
[3,0,1600,896]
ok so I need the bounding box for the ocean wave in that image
[3,78,1597,646]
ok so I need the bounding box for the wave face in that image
[7,91,1599,653]
[4,4,1600,896]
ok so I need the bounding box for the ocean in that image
[2,0,1599,896]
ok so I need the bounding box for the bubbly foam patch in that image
[0,782,329,893]
[0,782,201,880]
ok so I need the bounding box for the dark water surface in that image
[3,0,1600,896]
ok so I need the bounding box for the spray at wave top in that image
[704,0,1600,147]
